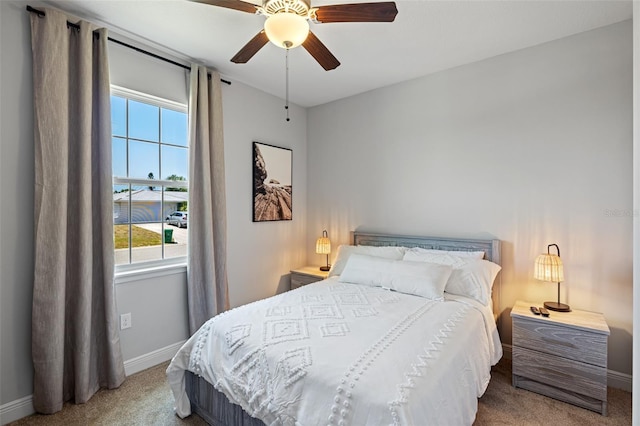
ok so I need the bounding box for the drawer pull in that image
[539,367,573,380]
[541,337,575,348]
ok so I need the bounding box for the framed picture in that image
[253,142,292,222]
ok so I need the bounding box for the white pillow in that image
[403,250,468,268]
[404,247,485,260]
[446,259,501,305]
[328,245,407,277]
[338,254,452,300]
[403,250,501,305]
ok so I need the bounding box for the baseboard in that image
[502,343,513,359]
[1,340,186,425]
[607,369,632,392]
[500,343,632,392]
[0,395,34,425]
[124,340,186,376]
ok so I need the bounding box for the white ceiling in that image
[43,0,632,107]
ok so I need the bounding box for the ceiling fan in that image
[190,0,398,71]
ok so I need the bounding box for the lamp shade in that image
[533,253,564,283]
[264,13,309,49]
[316,236,331,255]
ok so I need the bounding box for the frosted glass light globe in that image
[264,13,309,49]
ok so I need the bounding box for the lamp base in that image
[319,266,330,271]
[544,301,571,312]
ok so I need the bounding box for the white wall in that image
[307,21,633,376]
[0,0,308,419]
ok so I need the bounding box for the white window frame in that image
[111,85,189,282]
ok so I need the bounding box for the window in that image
[111,87,188,267]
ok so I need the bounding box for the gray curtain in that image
[187,65,229,334]
[30,8,125,414]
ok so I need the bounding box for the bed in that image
[167,232,503,425]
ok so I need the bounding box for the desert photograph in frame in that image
[253,142,292,222]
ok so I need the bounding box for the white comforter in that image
[167,277,502,426]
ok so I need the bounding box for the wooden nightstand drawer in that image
[510,300,609,415]
[513,318,607,367]
[512,346,607,400]
[291,274,320,289]
[290,266,329,291]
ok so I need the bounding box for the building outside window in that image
[111,86,188,267]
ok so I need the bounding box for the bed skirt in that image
[185,371,267,426]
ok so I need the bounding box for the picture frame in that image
[252,142,292,222]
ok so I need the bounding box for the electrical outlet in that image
[120,313,132,330]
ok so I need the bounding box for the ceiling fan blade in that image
[231,31,269,63]
[302,31,340,71]
[189,0,258,14]
[314,2,398,23]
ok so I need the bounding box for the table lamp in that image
[316,230,331,271]
[534,243,570,312]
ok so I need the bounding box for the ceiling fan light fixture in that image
[264,13,309,49]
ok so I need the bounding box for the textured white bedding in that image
[167,276,502,426]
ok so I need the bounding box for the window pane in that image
[113,184,130,265]
[112,137,127,178]
[162,145,188,180]
[129,183,163,263]
[131,223,163,264]
[164,187,188,260]
[128,100,159,142]
[164,228,187,259]
[113,184,130,225]
[129,184,163,223]
[161,109,187,146]
[115,185,168,263]
[129,140,159,180]
[111,96,126,137]
[114,224,130,265]
[163,188,188,219]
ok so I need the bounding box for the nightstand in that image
[511,300,610,415]
[290,266,329,290]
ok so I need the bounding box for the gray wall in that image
[307,21,633,376]
[1,1,36,406]
[109,32,308,361]
[0,0,633,415]
[223,81,308,308]
[0,0,308,410]
[108,31,191,365]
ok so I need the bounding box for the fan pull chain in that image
[285,48,290,122]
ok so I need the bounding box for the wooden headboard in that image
[353,231,502,319]
[353,232,501,265]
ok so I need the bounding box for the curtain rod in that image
[26,5,231,85]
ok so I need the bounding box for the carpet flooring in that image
[9,358,631,425]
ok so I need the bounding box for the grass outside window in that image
[114,225,162,249]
